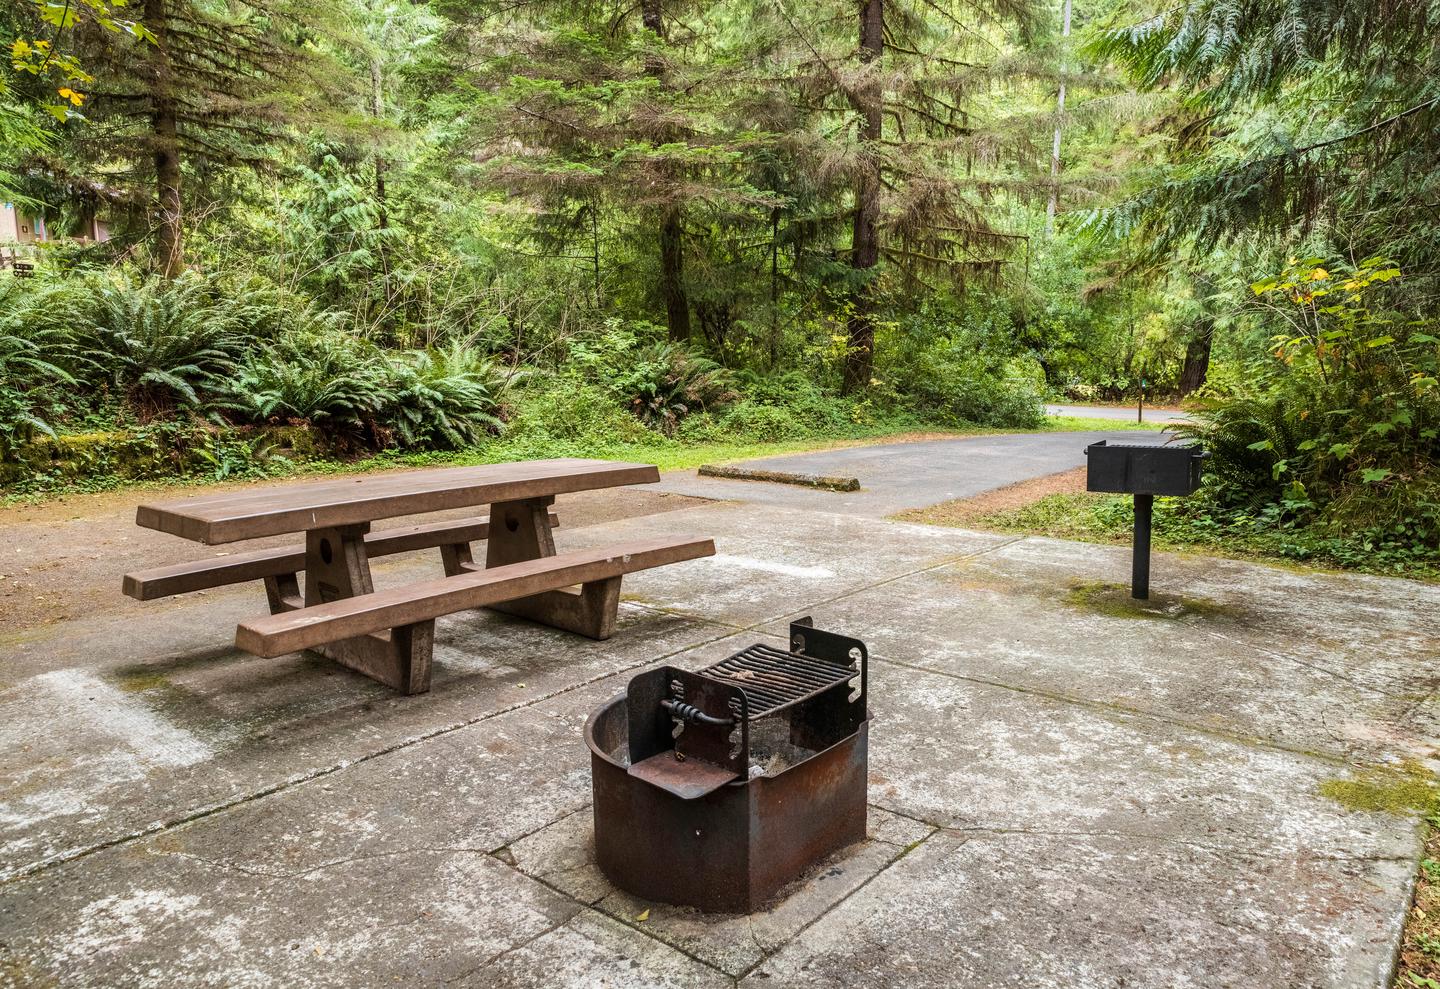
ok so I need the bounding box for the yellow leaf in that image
[1309,267,1329,281]
[635,909,650,922]
[58,87,85,106]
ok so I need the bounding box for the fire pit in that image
[584,618,869,913]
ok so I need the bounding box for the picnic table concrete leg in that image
[476,496,622,639]
[265,522,434,694]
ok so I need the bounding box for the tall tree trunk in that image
[145,0,183,279]
[370,55,393,314]
[843,0,883,394]
[1045,0,1072,235]
[1179,316,1214,395]
[769,205,780,368]
[591,200,603,308]
[642,0,692,342]
[658,207,691,342]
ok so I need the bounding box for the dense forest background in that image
[1,0,1438,573]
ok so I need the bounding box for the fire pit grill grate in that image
[698,642,856,720]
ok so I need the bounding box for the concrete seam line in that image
[513,864,738,981]
[867,654,1361,768]
[933,824,1420,862]
[732,826,946,981]
[697,464,861,492]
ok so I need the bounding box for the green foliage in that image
[884,298,1047,428]
[383,343,508,449]
[223,329,390,438]
[67,273,245,410]
[975,490,1440,580]
[0,280,75,457]
[1175,258,1440,554]
[570,321,738,435]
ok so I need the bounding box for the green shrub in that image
[63,273,249,411]
[383,342,509,449]
[897,348,1046,428]
[0,282,77,459]
[504,379,655,448]
[715,401,802,442]
[221,330,391,443]
[1176,257,1440,550]
[733,371,855,434]
[570,320,738,434]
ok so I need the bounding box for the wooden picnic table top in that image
[135,458,660,545]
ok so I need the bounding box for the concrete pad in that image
[0,593,731,881]
[863,661,1417,862]
[507,804,933,976]
[0,673,689,987]
[0,500,1433,986]
[465,910,732,989]
[744,828,1412,989]
[759,528,1440,764]
[976,537,1440,701]
[655,430,1156,516]
[548,502,1013,626]
[0,849,580,988]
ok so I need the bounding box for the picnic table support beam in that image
[464,495,622,639]
[263,522,435,694]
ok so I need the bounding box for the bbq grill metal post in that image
[1085,440,1206,600]
[585,618,869,913]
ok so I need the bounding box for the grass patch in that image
[965,491,1440,581]
[1040,416,1167,433]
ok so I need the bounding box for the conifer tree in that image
[768,0,1043,390]
[438,0,773,342]
[45,0,341,276]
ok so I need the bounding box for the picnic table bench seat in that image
[237,536,714,660]
[122,512,558,601]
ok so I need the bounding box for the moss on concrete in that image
[1319,761,1437,816]
[114,670,173,694]
[1062,580,1238,621]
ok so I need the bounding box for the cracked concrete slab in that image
[533,502,1013,626]
[0,598,731,881]
[975,537,1440,696]
[0,670,699,987]
[862,661,1418,863]
[464,910,733,989]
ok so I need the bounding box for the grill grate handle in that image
[661,698,734,727]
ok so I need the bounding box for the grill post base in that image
[1132,493,1152,600]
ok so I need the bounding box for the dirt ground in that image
[890,466,1087,527]
[0,478,708,637]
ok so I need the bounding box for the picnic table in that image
[122,458,715,694]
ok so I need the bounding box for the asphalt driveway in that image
[656,429,1178,516]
